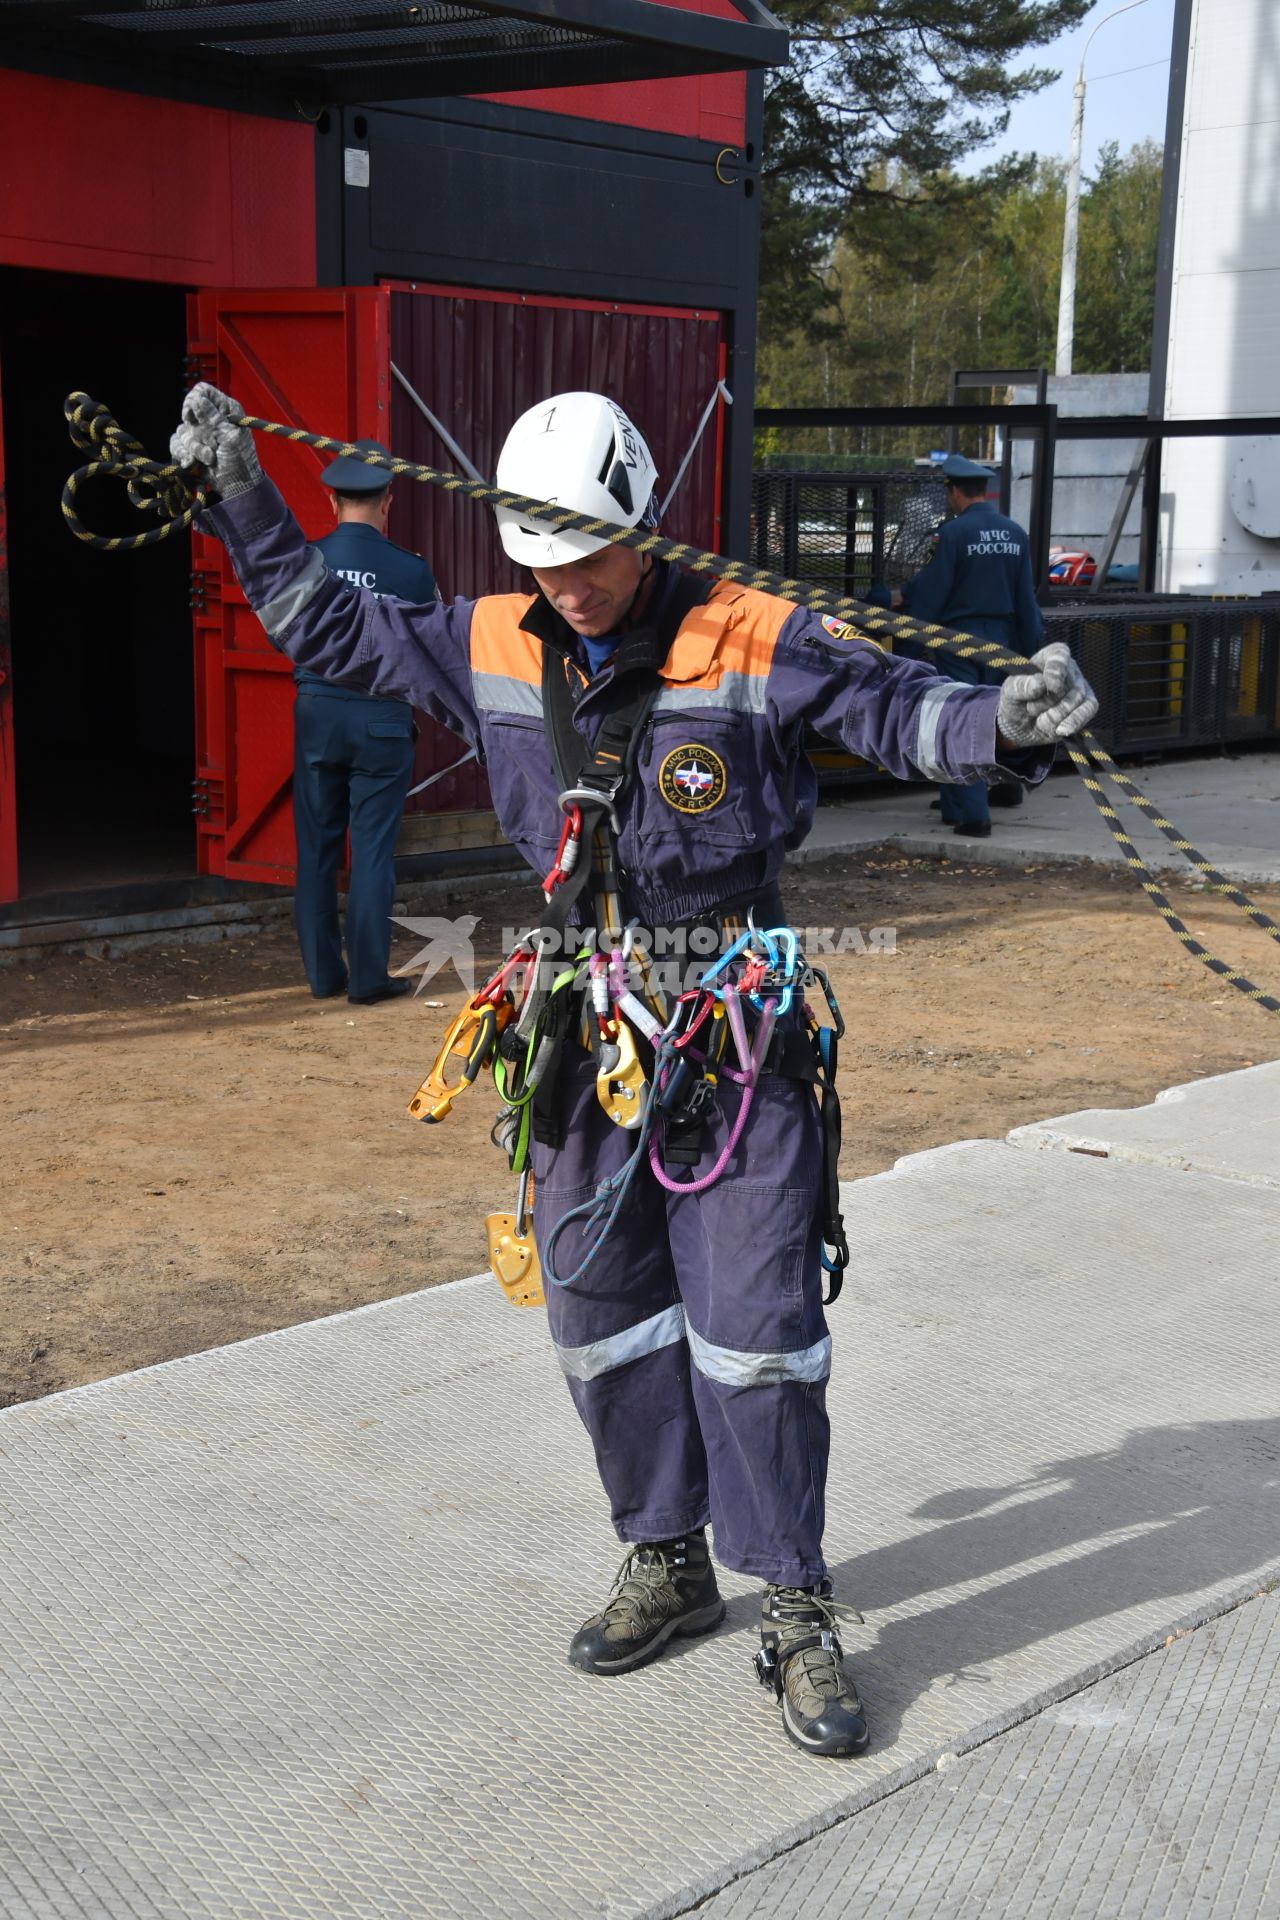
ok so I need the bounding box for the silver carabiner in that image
[557,784,621,835]
[516,1164,534,1237]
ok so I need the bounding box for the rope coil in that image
[63,393,211,550]
[59,389,1280,1017]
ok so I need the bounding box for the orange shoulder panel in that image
[469,594,543,686]
[661,578,797,690]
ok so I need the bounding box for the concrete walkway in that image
[800,748,1280,884]
[2,1061,1278,1918]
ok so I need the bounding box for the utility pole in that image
[1055,0,1150,377]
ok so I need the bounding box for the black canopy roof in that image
[0,0,787,107]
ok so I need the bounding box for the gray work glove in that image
[170,381,262,501]
[997,641,1099,746]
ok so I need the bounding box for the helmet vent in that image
[603,458,634,517]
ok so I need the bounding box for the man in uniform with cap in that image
[896,454,1045,838]
[293,442,438,1004]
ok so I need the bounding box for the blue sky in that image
[957,0,1178,176]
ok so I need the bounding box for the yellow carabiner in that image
[408,998,511,1124]
[596,1019,649,1129]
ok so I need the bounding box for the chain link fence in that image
[751,469,946,598]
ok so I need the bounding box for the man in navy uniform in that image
[293,442,438,1004]
[896,454,1044,838]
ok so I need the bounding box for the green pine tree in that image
[761,0,1093,344]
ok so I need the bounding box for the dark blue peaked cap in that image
[939,452,996,481]
[321,439,393,492]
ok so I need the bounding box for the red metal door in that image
[188,287,389,882]
[188,282,727,872]
[0,373,14,903]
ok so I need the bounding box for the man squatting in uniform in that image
[173,383,1098,1760]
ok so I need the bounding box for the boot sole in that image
[780,1695,871,1757]
[568,1597,727,1676]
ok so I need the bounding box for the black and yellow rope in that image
[1063,738,1280,1013]
[62,393,212,550]
[60,389,1280,1016]
[59,389,1013,665]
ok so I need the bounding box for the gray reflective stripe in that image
[258,548,328,639]
[471,670,543,719]
[686,1323,831,1387]
[653,670,768,717]
[916,681,967,782]
[555,1304,687,1384]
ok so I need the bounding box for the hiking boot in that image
[756,1580,869,1757]
[568,1529,725,1675]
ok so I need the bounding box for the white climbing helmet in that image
[493,391,659,567]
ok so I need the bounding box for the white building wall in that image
[1159,0,1280,592]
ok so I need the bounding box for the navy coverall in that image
[293,523,437,998]
[901,501,1044,829]
[208,474,1052,1585]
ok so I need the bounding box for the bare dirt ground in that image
[4,848,1279,1408]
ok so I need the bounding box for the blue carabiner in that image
[746,925,799,1016]
[697,926,757,994]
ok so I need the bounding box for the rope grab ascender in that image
[57,390,1280,1302]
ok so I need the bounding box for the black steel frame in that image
[0,0,788,107]
[1045,598,1280,756]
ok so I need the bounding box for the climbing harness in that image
[535,917,848,1301]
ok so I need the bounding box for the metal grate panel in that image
[0,0,787,104]
[1044,600,1280,753]
[751,470,946,600]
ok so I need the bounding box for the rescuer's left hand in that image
[170,382,263,502]
[997,642,1098,746]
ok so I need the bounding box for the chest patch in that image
[657,743,728,815]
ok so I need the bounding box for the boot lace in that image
[769,1584,864,1706]
[600,1543,687,1634]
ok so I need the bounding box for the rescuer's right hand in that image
[170,382,263,502]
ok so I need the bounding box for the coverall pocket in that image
[481,713,561,863]
[684,1181,818,1352]
[367,721,412,738]
[636,714,758,851]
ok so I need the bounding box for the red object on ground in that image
[1048,547,1098,588]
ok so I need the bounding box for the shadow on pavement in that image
[828,1416,1280,1749]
